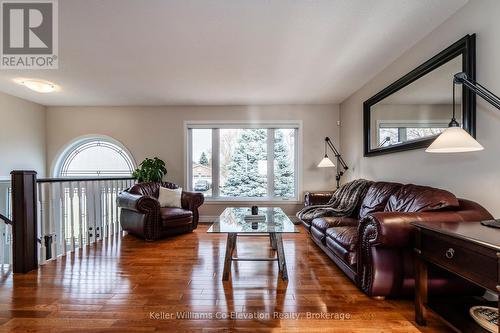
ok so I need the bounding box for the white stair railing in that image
[36,177,135,264]
[0,179,12,267]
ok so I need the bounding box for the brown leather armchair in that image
[301,182,492,298]
[117,182,204,241]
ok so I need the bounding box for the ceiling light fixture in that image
[14,79,59,93]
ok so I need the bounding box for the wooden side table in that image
[412,220,500,333]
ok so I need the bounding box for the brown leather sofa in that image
[117,182,204,241]
[301,182,492,297]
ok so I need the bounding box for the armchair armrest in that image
[181,191,205,228]
[304,191,334,206]
[117,191,161,241]
[117,191,160,213]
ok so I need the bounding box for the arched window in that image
[55,136,135,177]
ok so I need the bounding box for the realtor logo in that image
[1,0,58,69]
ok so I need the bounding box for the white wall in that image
[340,0,500,216]
[46,105,339,216]
[0,91,46,178]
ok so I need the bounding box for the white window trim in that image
[51,134,137,178]
[184,121,302,203]
[376,119,449,144]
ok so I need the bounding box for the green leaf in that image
[132,157,167,182]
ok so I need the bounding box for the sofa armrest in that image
[357,211,466,296]
[359,211,482,248]
[181,191,205,228]
[304,191,334,206]
[117,191,160,213]
[356,207,492,296]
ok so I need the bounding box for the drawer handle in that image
[446,248,455,259]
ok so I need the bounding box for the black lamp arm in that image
[454,72,500,110]
[325,137,348,170]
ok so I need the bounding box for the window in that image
[378,122,447,147]
[187,123,299,201]
[55,136,135,177]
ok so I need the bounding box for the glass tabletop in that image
[207,207,299,233]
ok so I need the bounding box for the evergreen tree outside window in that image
[187,123,299,201]
[199,152,209,166]
[274,129,295,197]
[221,129,268,197]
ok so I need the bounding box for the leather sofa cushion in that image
[325,226,358,252]
[385,184,459,213]
[312,216,359,233]
[359,182,402,219]
[311,226,326,244]
[160,207,193,221]
[325,236,357,267]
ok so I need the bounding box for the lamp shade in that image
[317,156,336,168]
[425,127,484,153]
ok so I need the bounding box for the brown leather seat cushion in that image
[325,226,358,266]
[385,184,459,213]
[162,218,192,228]
[311,226,326,244]
[311,216,359,233]
[325,226,358,252]
[160,207,193,221]
[359,182,402,219]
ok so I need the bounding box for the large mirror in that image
[363,34,476,156]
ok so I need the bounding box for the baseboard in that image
[199,215,300,224]
[199,216,218,223]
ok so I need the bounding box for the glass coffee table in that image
[207,207,299,281]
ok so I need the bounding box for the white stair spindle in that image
[77,181,83,248]
[68,182,76,252]
[82,182,88,247]
[109,180,114,236]
[49,183,59,259]
[115,180,120,233]
[0,218,4,266]
[87,181,96,245]
[96,181,103,241]
[101,181,106,239]
[106,180,111,238]
[38,183,47,264]
[59,182,66,256]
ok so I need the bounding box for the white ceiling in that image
[0,0,468,106]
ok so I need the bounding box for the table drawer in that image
[420,231,498,291]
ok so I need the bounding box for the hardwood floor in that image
[0,224,452,332]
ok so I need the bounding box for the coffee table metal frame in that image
[222,232,288,281]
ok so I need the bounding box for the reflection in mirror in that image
[370,55,462,150]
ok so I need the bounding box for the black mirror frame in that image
[363,34,476,157]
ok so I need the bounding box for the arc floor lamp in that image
[317,137,348,188]
[426,72,500,153]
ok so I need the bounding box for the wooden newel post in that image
[10,170,38,273]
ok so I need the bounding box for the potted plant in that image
[132,157,167,183]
